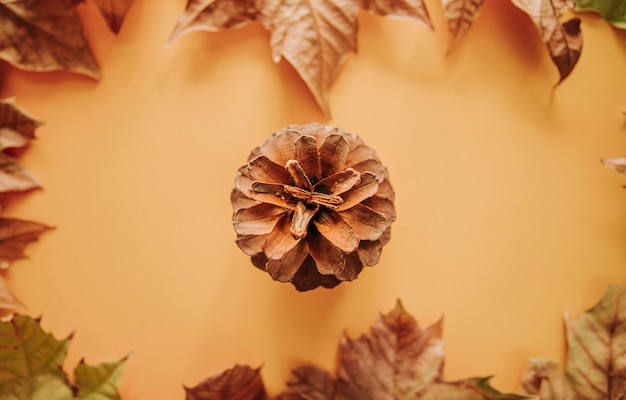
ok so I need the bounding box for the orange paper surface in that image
[1,0,626,398]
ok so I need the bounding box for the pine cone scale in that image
[336,172,379,211]
[313,169,361,197]
[338,204,388,241]
[313,209,359,253]
[267,241,308,282]
[294,135,322,183]
[306,231,346,276]
[319,134,351,177]
[262,213,301,260]
[247,155,294,184]
[233,203,287,236]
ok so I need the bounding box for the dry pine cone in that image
[231,123,396,291]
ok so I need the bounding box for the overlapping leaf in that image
[0,98,42,192]
[0,0,134,78]
[442,0,485,51]
[168,0,433,116]
[519,285,626,400]
[185,364,266,400]
[444,0,583,84]
[511,0,582,83]
[575,0,626,29]
[0,315,129,400]
[188,301,524,399]
[0,218,53,268]
[0,0,99,78]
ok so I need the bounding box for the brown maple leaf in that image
[93,0,134,34]
[443,0,485,51]
[0,99,42,193]
[0,218,53,268]
[336,300,444,398]
[168,0,432,116]
[185,364,266,400]
[512,0,582,83]
[0,0,99,78]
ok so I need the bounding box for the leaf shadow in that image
[163,22,270,92]
[355,11,445,86]
[163,22,326,120]
[447,0,551,86]
[0,62,98,97]
[610,24,626,48]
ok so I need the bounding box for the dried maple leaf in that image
[185,364,266,400]
[336,300,444,398]
[0,217,53,268]
[168,0,432,116]
[0,0,99,78]
[0,98,40,149]
[575,0,626,29]
[442,0,485,51]
[519,284,626,400]
[93,0,134,33]
[0,98,42,193]
[0,152,41,193]
[511,0,583,83]
[0,315,129,400]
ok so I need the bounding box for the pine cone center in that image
[251,158,361,240]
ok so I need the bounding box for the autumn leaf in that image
[0,315,73,399]
[0,98,43,193]
[168,0,432,116]
[92,0,134,34]
[575,0,626,29]
[336,300,444,397]
[0,315,129,400]
[74,355,132,400]
[0,152,42,193]
[511,0,583,84]
[0,218,53,268]
[442,0,485,51]
[0,275,24,319]
[0,0,99,78]
[184,364,266,400]
[519,284,626,400]
[0,98,40,149]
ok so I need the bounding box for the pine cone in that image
[231,123,396,291]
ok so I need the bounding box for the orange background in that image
[1,0,626,398]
